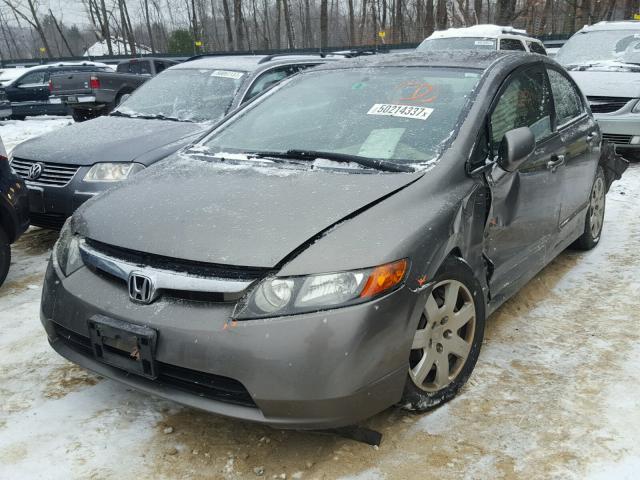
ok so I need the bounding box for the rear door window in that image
[490,65,553,151]
[500,39,526,51]
[547,68,584,126]
[528,41,547,55]
[244,64,316,101]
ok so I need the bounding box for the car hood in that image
[73,156,423,268]
[12,116,204,166]
[569,71,640,98]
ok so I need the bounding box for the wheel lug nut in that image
[444,330,452,339]
[441,316,448,325]
[436,343,443,353]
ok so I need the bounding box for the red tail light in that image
[48,79,53,92]
[0,155,8,162]
[89,75,100,89]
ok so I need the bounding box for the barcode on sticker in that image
[367,104,433,120]
[211,70,245,79]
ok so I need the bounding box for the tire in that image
[400,256,486,411]
[71,109,98,122]
[9,114,25,121]
[0,227,10,287]
[573,166,606,251]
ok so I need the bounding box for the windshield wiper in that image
[110,110,133,118]
[248,149,414,173]
[133,113,191,122]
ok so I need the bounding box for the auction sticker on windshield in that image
[367,104,434,120]
[211,70,245,79]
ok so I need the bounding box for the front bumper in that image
[24,169,109,229]
[40,260,421,429]
[0,105,11,118]
[594,113,640,158]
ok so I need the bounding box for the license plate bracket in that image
[88,315,158,379]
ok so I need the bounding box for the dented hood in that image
[74,157,422,268]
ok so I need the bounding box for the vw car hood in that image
[569,71,640,98]
[73,156,423,268]
[12,116,204,166]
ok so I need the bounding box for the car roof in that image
[580,20,640,32]
[172,54,330,72]
[309,50,525,72]
[426,24,538,41]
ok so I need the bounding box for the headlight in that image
[234,259,408,319]
[83,163,144,182]
[54,219,84,277]
[632,100,640,113]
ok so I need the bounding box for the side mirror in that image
[118,94,131,105]
[498,127,535,172]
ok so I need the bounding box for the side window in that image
[490,66,553,152]
[547,68,584,126]
[500,39,526,51]
[155,61,167,74]
[528,42,547,55]
[245,66,300,101]
[116,63,128,73]
[18,71,46,86]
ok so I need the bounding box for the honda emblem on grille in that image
[128,272,156,304]
[28,163,43,180]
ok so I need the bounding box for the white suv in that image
[417,24,547,55]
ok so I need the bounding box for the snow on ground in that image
[0,118,639,479]
[0,117,73,152]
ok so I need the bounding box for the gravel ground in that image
[0,119,639,479]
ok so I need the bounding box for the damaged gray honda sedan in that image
[41,51,626,429]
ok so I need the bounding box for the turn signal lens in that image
[359,259,408,299]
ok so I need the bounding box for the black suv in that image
[0,136,29,286]
[0,62,113,120]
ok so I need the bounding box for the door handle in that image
[547,154,565,171]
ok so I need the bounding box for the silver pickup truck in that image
[49,57,178,122]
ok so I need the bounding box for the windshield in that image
[202,67,481,167]
[556,29,640,67]
[417,37,497,51]
[115,68,245,123]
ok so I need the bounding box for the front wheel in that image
[573,166,606,250]
[400,257,486,411]
[0,227,10,287]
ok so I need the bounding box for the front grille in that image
[52,322,257,408]
[86,238,270,281]
[30,212,67,230]
[602,133,632,145]
[587,96,632,114]
[11,157,79,187]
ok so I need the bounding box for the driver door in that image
[483,64,564,303]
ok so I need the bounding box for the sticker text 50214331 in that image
[367,104,434,121]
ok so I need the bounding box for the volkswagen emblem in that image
[128,272,156,304]
[28,163,43,180]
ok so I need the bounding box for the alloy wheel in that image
[409,279,476,392]
[590,176,605,240]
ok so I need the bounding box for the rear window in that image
[118,61,152,75]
